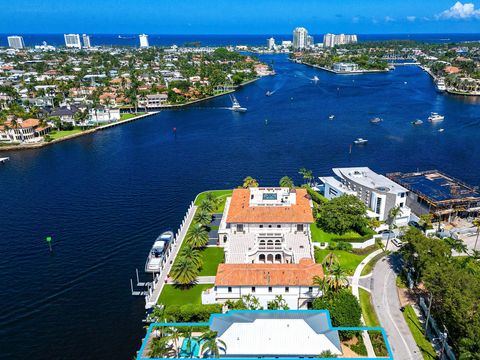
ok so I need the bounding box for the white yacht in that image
[369,117,383,124]
[428,112,445,123]
[229,95,247,112]
[312,75,319,81]
[328,115,335,120]
[354,138,368,145]
[412,119,423,126]
[436,78,446,92]
[145,231,174,273]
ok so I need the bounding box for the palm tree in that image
[241,294,262,310]
[326,263,349,291]
[385,205,403,251]
[473,218,480,251]
[149,336,175,358]
[242,176,259,188]
[165,326,182,356]
[194,210,212,225]
[204,192,221,208]
[179,246,203,268]
[267,295,289,310]
[199,199,214,213]
[444,237,468,254]
[170,257,199,285]
[322,252,339,269]
[185,223,209,248]
[312,275,330,297]
[279,176,294,188]
[298,168,313,186]
[199,330,226,358]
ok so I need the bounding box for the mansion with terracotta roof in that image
[0,118,50,143]
[218,187,315,264]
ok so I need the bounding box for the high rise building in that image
[292,27,308,50]
[267,37,275,51]
[64,34,81,48]
[7,36,25,49]
[82,34,91,48]
[323,33,358,48]
[139,34,149,48]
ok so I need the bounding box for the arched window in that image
[275,254,282,263]
[267,254,274,263]
[267,240,273,248]
[259,254,266,263]
[223,235,227,243]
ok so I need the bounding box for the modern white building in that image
[209,311,343,357]
[88,107,121,123]
[267,37,276,51]
[218,187,315,264]
[333,62,359,72]
[323,33,358,48]
[64,34,81,49]
[82,34,91,48]
[201,258,324,309]
[139,34,149,48]
[7,36,25,49]
[143,93,168,108]
[293,27,309,50]
[319,167,411,225]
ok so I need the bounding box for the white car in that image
[391,238,403,247]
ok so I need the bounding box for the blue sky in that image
[1,0,480,34]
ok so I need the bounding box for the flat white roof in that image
[333,167,407,194]
[319,176,356,194]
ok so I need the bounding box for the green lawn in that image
[120,112,145,121]
[310,223,362,243]
[359,288,380,327]
[158,284,213,306]
[402,305,438,360]
[48,129,83,139]
[314,248,368,275]
[195,189,233,213]
[361,252,386,276]
[198,247,224,276]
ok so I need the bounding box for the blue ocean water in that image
[1,33,480,47]
[1,49,480,358]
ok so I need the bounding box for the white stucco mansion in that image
[218,187,315,264]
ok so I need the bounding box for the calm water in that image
[1,53,480,359]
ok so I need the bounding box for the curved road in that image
[370,254,423,360]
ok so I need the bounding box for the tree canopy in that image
[316,195,368,235]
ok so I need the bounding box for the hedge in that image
[164,303,222,323]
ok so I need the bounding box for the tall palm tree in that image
[242,176,259,188]
[179,246,203,268]
[166,326,182,357]
[149,336,175,358]
[443,237,468,254]
[199,199,214,213]
[185,223,209,248]
[194,210,212,225]
[170,257,199,285]
[322,252,339,269]
[204,192,220,208]
[279,176,294,188]
[385,205,403,251]
[312,275,330,297]
[473,218,480,251]
[326,263,349,291]
[298,168,313,186]
[199,330,226,358]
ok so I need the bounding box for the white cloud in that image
[384,16,395,22]
[437,1,480,19]
[406,16,416,22]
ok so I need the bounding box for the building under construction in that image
[387,170,480,220]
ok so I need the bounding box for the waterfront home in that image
[333,62,359,72]
[201,258,324,309]
[0,118,50,143]
[218,187,315,264]
[88,107,121,123]
[143,93,168,108]
[49,105,81,125]
[319,167,411,225]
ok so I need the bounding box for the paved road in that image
[370,254,423,360]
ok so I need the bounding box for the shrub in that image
[164,303,222,323]
[303,185,328,205]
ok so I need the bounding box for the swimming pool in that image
[179,337,201,357]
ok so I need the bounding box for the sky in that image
[1,0,480,34]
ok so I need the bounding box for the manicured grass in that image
[195,190,233,213]
[120,112,145,121]
[310,223,362,243]
[359,288,380,327]
[402,305,437,360]
[368,330,389,357]
[314,248,368,275]
[158,284,213,306]
[361,252,386,276]
[48,129,83,139]
[198,247,224,276]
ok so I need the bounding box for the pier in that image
[140,201,197,309]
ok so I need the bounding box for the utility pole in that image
[425,293,433,334]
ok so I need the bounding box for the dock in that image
[0,157,10,164]
[141,201,197,309]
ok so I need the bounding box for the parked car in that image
[391,238,403,247]
[378,229,395,237]
[408,221,423,230]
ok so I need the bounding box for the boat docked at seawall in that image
[145,231,174,273]
[436,78,446,92]
[428,112,445,123]
[354,138,368,145]
[229,95,247,112]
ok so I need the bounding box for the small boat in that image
[354,138,368,145]
[145,231,174,273]
[436,78,446,92]
[312,75,319,81]
[370,117,383,124]
[428,112,444,123]
[266,91,273,96]
[438,128,445,132]
[412,119,423,125]
[0,157,9,164]
[328,115,335,120]
[229,95,247,112]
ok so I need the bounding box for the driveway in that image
[370,254,423,360]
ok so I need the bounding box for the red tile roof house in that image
[0,118,50,143]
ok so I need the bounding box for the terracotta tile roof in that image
[215,258,323,286]
[5,118,39,128]
[226,188,313,224]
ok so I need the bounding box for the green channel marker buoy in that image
[46,236,52,252]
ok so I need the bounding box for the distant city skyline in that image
[1,0,480,34]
